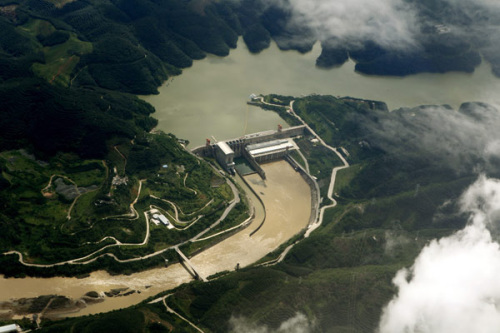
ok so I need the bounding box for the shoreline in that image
[0,160,311,320]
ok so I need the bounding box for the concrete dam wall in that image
[191,125,308,158]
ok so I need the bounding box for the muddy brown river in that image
[4,35,497,319]
[191,161,311,274]
[0,161,311,317]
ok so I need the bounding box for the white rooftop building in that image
[150,212,173,229]
[158,214,170,226]
[246,139,296,162]
[0,324,20,333]
[215,141,235,172]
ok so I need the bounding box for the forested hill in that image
[0,0,243,95]
[0,0,244,157]
[0,0,497,192]
[0,0,496,101]
[1,0,496,97]
[0,0,497,169]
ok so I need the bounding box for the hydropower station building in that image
[215,141,235,172]
[246,139,295,163]
[193,125,308,179]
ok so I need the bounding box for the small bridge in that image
[175,246,207,282]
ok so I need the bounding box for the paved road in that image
[162,295,205,333]
[285,100,350,238]
[255,99,350,267]
[3,176,240,268]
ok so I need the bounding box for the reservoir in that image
[143,37,500,147]
[2,37,500,319]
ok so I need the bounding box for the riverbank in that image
[0,160,310,319]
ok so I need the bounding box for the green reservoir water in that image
[4,38,500,320]
[142,38,500,146]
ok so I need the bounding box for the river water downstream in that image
[191,161,311,275]
[0,161,310,317]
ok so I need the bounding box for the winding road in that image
[149,295,205,333]
[280,100,350,238]
[3,97,349,283]
[3,177,241,268]
[254,99,350,266]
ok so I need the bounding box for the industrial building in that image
[193,125,308,179]
[0,324,20,333]
[151,213,174,229]
[246,139,296,163]
[215,141,235,173]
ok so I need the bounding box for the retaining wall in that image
[285,155,320,226]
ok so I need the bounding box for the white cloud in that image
[485,140,500,160]
[443,0,500,11]
[379,176,500,333]
[276,0,420,49]
[229,312,313,333]
[271,0,500,52]
[362,103,500,173]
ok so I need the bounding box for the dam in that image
[192,123,320,229]
[191,125,309,179]
[0,126,315,319]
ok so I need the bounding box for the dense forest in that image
[0,0,495,156]
[34,94,500,332]
[2,0,500,331]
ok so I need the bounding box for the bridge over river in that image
[174,246,207,282]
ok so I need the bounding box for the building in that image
[0,324,20,333]
[246,139,296,163]
[215,141,235,173]
[150,214,160,225]
[158,214,170,226]
[192,125,308,179]
[151,213,173,229]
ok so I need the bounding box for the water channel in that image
[2,37,500,318]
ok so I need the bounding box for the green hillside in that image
[0,0,499,331]
[35,94,484,332]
